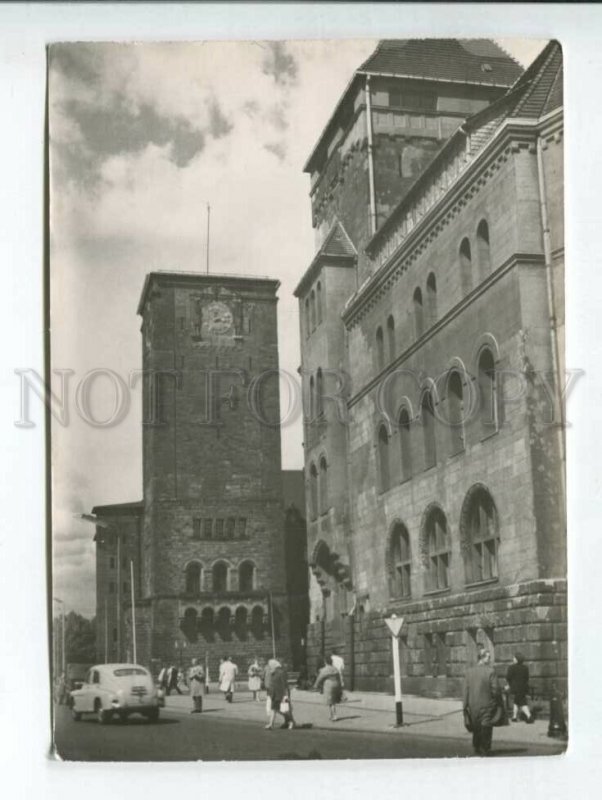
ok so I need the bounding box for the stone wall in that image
[306,578,567,698]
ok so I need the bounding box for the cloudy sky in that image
[49,38,547,617]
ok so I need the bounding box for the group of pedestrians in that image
[158,665,184,696]
[463,648,535,756]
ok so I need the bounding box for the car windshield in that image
[113,668,148,677]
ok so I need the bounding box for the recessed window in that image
[215,519,224,539]
[399,407,412,481]
[378,424,390,492]
[319,456,329,514]
[213,561,228,593]
[203,518,213,539]
[239,561,255,593]
[185,562,202,594]
[463,487,499,584]
[192,518,201,541]
[226,517,236,539]
[478,348,498,433]
[421,392,437,469]
[376,326,385,371]
[387,315,395,361]
[426,272,437,325]
[389,523,411,598]
[237,517,248,539]
[460,237,473,295]
[424,508,450,592]
[447,371,465,456]
[476,219,491,280]
[413,288,424,338]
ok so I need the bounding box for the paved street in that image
[54,692,566,761]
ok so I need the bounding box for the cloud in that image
[261,42,298,85]
[264,141,287,161]
[208,98,233,139]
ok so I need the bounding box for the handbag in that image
[463,708,473,733]
[279,697,290,715]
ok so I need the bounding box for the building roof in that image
[304,38,523,174]
[508,40,562,119]
[137,271,280,315]
[357,39,523,87]
[294,219,356,297]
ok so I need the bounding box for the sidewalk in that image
[163,685,565,750]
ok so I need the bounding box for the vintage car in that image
[70,663,161,723]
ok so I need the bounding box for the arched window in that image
[310,289,316,331]
[387,315,396,361]
[389,522,411,598]
[426,272,437,325]
[234,606,248,628]
[216,607,231,638]
[378,424,390,492]
[316,368,324,418]
[319,455,329,514]
[476,219,491,280]
[181,607,198,642]
[239,561,255,592]
[251,605,265,638]
[413,287,424,338]
[447,370,465,455]
[376,326,385,371]
[304,298,310,338]
[424,507,450,592]
[185,562,202,594]
[317,282,323,325]
[478,348,497,433]
[212,561,229,593]
[398,407,412,481]
[309,463,318,521]
[308,374,315,421]
[462,486,499,584]
[421,391,437,469]
[460,237,473,295]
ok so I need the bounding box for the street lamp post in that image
[385,614,405,727]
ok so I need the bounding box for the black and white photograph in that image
[45,33,569,762]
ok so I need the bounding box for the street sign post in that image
[385,614,405,727]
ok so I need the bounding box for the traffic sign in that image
[385,615,404,638]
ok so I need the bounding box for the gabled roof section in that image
[509,40,562,119]
[357,39,523,87]
[321,219,357,259]
[294,219,356,297]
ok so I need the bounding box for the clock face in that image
[206,301,233,334]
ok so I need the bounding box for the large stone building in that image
[94,273,306,675]
[294,40,565,697]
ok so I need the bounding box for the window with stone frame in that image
[212,561,229,592]
[236,517,247,539]
[413,287,424,338]
[476,218,491,280]
[239,561,255,592]
[463,487,499,584]
[447,370,465,456]
[387,314,395,361]
[421,391,437,469]
[424,507,450,592]
[225,517,236,539]
[185,562,202,594]
[192,517,201,540]
[426,272,437,326]
[459,237,473,295]
[376,326,385,371]
[478,348,498,434]
[319,455,329,514]
[398,406,412,481]
[389,522,411,598]
[215,519,224,539]
[202,518,213,539]
[309,463,318,521]
[378,424,391,492]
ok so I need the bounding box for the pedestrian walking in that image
[330,649,347,701]
[505,652,534,723]
[463,647,501,756]
[248,658,262,701]
[188,658,205,713]
[219,655,238,702]
[167,665,182,696]
[264,659,294,730]
[314,656,342,722]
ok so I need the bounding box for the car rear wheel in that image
[95,703,111,725]
[145,708,160,723]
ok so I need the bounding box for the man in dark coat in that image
[463,647,500,756]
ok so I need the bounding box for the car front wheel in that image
[96,704,112,725]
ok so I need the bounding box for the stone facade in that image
[95,273,304,677]
[295,41,566,697]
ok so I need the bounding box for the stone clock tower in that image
[132,271,290,673]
